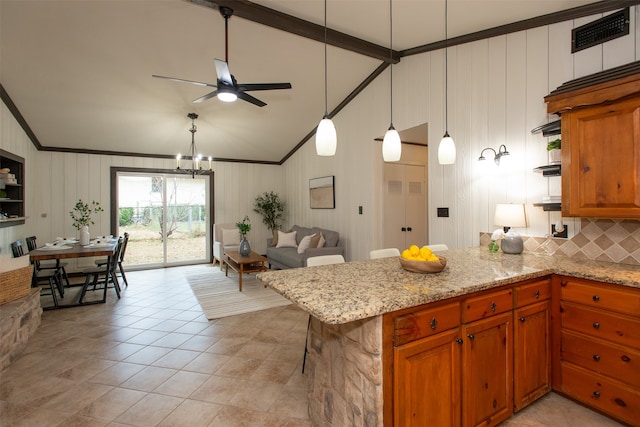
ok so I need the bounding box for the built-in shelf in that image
[531,120,561,137]
[0,149,25,228]
[533,202,562,211]
[533,164,561,176]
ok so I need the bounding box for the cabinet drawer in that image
[561,362,640,426]
[561,302,640,350]
[394,302,460,346]
[463,288,513,323]
[514,279,551,307]
[561,330,640,388]
[560,278,640,317]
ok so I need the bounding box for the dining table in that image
[29,238,118,309]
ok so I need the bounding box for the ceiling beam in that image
[187,0,400,63]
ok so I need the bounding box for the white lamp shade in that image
[438,134,456,164]
[382,127,402,161]
[316,118,337,156]
[494,203,527,228]
[217,91,238,103]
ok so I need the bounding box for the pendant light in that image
[438,0,456,165]
[382,0,401,162]
[315,0,337,156]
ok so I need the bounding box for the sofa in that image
[266,225,345,269]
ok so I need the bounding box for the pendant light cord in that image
[444,0,449,132]
[389,0,393,127]
[323,0,328,117]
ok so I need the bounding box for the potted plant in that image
[236,215,251,256]
[547,138,561,164]
[253,191,285,242]
[69,199,103,245]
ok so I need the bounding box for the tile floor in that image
[0,265,627,426]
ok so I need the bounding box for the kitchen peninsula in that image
[257,248,640,427]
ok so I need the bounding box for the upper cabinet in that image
[545,61,640,219]
[0,149,25,227]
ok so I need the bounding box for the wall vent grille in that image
[572,8,629,53]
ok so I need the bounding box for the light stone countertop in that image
[256,247,640,324]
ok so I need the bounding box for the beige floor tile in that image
[41,381,113,413]
[124,329,168,345]
[182,352,230,375]
[53,414,110,426]
[151,332,194,348]
[153,370,210,398]
[262,413,313,427]
[152,349,200,369]
[235,341,278,359]
[87,361,146,386]
[227,380,284,412]
[189,375,243,404]
[251,358,297,384]
[267,385,310,419]
[56,358,117,382]
[114,393,183,426]
[178,334,221,352]
[78,387,147,421]
[208,405,266,427]
[119,366,177,392]
[156,399,222,427]
[101,341,147,361]
[124,345,172,365]
[206,337,250,355]
[215,356,263,379]
[0,401,73,427]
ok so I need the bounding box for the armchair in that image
[213,223,240,267]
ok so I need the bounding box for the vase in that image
[548,148,561,164]
[488,240,499,253]
[239,236,251,256]
[80,225,90,246]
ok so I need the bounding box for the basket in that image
[0,265,33,304]
[399,256,447,274]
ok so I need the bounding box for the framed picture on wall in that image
[309,176,335,209]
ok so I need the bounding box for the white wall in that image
[282,7,639,261]
[2,7,638,263]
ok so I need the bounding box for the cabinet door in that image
[462,312,513,427]
[514,301,551,411]
[562,96,640,218]
[394,329,461,427]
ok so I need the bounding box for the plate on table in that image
[85,242,114,248]
[40,244,72,251]
[56,237,78,244]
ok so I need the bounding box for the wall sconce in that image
[478,144,510,165]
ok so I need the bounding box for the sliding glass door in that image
[116,171,211,268]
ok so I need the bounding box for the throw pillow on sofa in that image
[297,233,320,254]
[276,230,297,248]
[317,233,325,248]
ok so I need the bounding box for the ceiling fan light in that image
[217,91,237,103]
[382,126,401,162]
[316,117,337,156]
[438,133,456,165]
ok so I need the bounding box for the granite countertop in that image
[257,247,640,325]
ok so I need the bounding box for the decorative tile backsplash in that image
[480,219,640,266]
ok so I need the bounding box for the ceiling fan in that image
[152,6,292,107]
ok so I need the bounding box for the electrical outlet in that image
[437,207,449,218]
[358,206,363,215]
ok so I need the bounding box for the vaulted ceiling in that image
[1,1,632,164]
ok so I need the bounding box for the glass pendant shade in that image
[316,117,337,156]
[438,132,456,164]
[382,126,401,161]
[217,91,237,103]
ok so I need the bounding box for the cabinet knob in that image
[593,391,600,398]
[593,354,600,362]
[455,338,463,344]
[490,302,497,311]
[467,334,475,341]
[519,317,525,322]
[401,227,406,232]
[593,322,600,329]
[535,290,540,299]
[430,317,438,330]
[407,227,412,232]
[593,295,600,302]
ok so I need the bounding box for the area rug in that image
[187,267,291,320]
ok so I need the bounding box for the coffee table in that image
[223,250,269,291]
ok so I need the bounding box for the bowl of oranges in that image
[399,245,447,273]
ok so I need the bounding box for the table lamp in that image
[494,203,527,254]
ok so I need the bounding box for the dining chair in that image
[369,248,401,259]
[94,232,129,287]
[25,236,71,287]
[11,240,64,307]
[303,253,346,373]
[79,237,123,303]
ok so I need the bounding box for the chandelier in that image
[176,113,212,178]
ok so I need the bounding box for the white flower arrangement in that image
[491,228,505,241]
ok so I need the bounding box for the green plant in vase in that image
[253,191,285,245]
[70,199,103,245]
[236,215,252,256]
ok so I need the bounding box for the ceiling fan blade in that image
[239,82,292,92]
[152,75,217,88]
[193,90,220,103]
[214,59,233,86]
[237,91,267,107]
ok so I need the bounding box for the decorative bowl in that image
[399,256,447,274]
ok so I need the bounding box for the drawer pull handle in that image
[490,302,497,312]
[621,355,631,363]
[430,318,438,330]
[593,354,600,362]
[467,334,475,341]
[519,317,525,322]
[535,290,540,299]
[593,322,600,329]
[593,295,600,302]
[614,398,627,407]
[593,391,600,398]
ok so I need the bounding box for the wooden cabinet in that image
[545,61,640,218]
[513,279,552,411]
[556,276,640,426]
[0,149,25,227]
